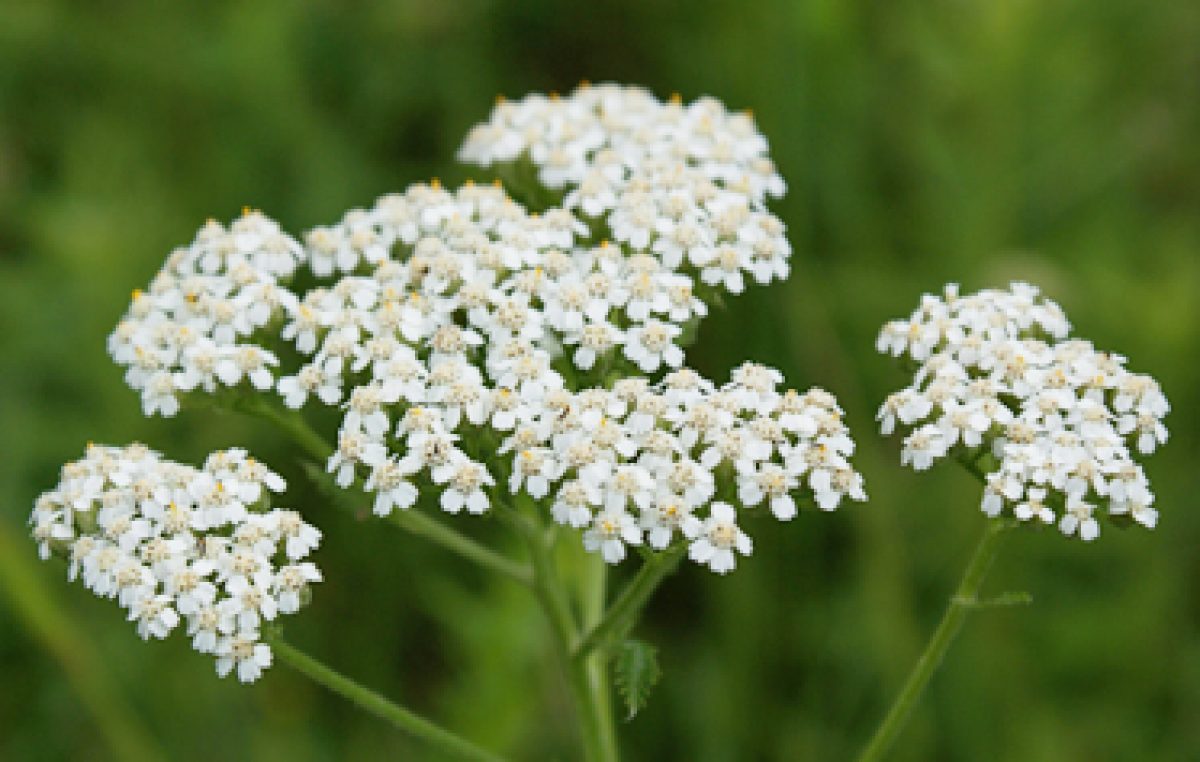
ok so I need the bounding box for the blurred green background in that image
[2,1,1198,760]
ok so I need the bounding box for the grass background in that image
[1,1,1198,759]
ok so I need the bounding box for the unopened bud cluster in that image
[29,444,321,682]
[878,283,1169,540]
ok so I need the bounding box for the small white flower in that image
[1014,487,1055,524]
[128,594,180,640]
[327,430,387,488]
[623,321,683,374]
[551,481,601,529]
[215,630,273,683]
[220,572,278,632]
[682,502,752,574]
[364,459,419,516]
[433,459,495,514]
[900,426,949,471]
[641,496,695,549]
[1059,498,1100,541]
[737,462,799,520]
[583,509,643,564]
[274,563,323,614]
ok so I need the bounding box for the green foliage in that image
[613,640,661,721]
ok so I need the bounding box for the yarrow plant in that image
[858,282,1170,762]
[30,79,1169,760]
[34,83,867,762]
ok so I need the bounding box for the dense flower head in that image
[262,181,865,572]
[108,212,304,417]
[543,366,866,572]
[95,86,865,577]
[320,357,867,573]
[29,444,321,682]
[878,282,1169,540]
[459,82,791,297]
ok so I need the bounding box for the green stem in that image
[243,398,534,589]
[518,517,619,762]
[581,553,618,758]
[387,509,534,587]
[301,461,534,589]
[236,397,332,461]
[574,546,684,661]
[270,637,505,762]
[856,519,1014,762]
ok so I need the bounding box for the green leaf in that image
[613,639,661,720]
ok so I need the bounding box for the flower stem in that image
[234,396,333,461]
[518,515,619,762]
[301,461,535,588]
[580,553,619,758]
[387,509,534,587]
[856,518,1014,762]
[574,546,685,661]
[270,637,506,762]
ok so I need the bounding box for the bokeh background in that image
[2,1,1198,760]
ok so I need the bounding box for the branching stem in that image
[574,546,684,661]
[270,637,506,762]
[387,509,534,587]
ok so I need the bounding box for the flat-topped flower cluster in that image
[547,366,863,572]
[95,85,866,573]
[29,444,321,682]
[108,212,303,417]
[877,283,1169,540]
[459,82,790,296]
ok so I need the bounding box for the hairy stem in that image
[270,637,506,762]
[856,518,1014,762]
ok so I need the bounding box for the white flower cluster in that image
[877,283,1170,540]
[99,86,863,575]
[459,83,791,297]
[278,179,712,385]
[29,444,322,682]
[107,212,304,417]
[266,184,865,572]
[536,366,865,573]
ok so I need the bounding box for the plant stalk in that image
[387,508,534,587]
[270,637,505,762]
[574,546,684,661]
[856,518,1014,762]
[520,519,619,762]
[580,552,618,758]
